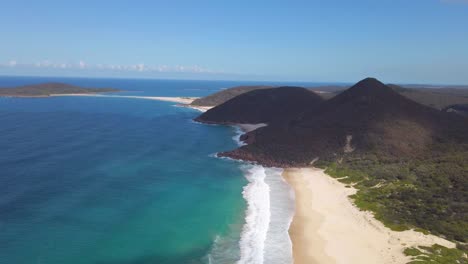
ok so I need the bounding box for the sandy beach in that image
[50,94,214,111]
[283,168,455,264]
[50,94,197,103]
[142,96,198,104]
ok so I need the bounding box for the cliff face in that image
[199,78,468,167]
[195,86,324,125]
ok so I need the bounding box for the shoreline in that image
[283,168,455,264]
[50,94,198,103]
[227,125,294,264]
[49,94,215,112]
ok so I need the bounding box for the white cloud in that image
[1,60,222,74]
[137,63,145,72]
[78,60,86,69]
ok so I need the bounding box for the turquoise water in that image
[0,77,310,264]
[0,78,250,263]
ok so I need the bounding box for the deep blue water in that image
[0,77,250,264]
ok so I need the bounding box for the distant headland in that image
[0,82,120,97]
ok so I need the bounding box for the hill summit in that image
[195,86,324,125]
[210,78,468,167]
[196,77,468,242]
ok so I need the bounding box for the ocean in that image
[0,76,313,264]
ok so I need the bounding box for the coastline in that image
[225,124,294,264]
[50,94,197,103]
[283,168,455,264]
[49,94,215,112]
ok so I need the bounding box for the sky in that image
[1,0,468,84]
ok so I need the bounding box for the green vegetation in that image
[191,85,346,107]
[204,78,468,257]
[316,143,468,243]
[404,244,467,263]
[318,150,468,263]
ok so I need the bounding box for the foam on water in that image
[232,126,247,146]
[235,165,295,264]
[263,167,295,264]
[237,165,271,264]
[207,126,295,264]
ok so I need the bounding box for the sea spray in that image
[205,230,243,264]
[232,126,247,146]
[263,168,295,263]
[237,165,271,264]
[207,126,295,264]
[236,166,295,264]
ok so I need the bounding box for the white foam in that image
[205,232,242,264]
[263,167,295,264]
[206,125,295,264]
[232,126,246,146]
[237,165,271,264]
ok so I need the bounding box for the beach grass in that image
[317,161,467,263]
[404,244,467,263]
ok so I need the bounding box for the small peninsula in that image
[0,82,120,97]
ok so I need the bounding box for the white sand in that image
[50,94,215,111]
[51,94,198,103]
[283,168,455,264]
[237,123,268,133]
[181,105,214,112]
[142,96,198,104]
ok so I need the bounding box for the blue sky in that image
[1,0,467,84]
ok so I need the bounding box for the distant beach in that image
[50,94,214,112]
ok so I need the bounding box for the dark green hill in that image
[199,78,468,242]
[222,78,467,165]
[195,86,324,125]
[190,85,346,107]
[191,83,468,112]
[0,82,120,97]
[190,86,272,106]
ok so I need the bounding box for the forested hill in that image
[190,85,272,106]
[196,77,468,243]
[191,83,468,114]
[195,86,324,125]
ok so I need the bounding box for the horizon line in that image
[0,74,467,87]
